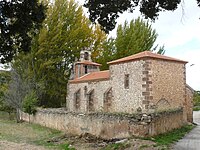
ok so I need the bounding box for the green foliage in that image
[115,17,158,59]
[96,17,164,70]
[0,0,46,63]
[84,0,184,33]
[145,125,195,147]
[95,38,116,70]
[22,91,38,115]
[27,0,107,107]
[193,106,200,111]
[193,91,200,106]
[0,71,14,114]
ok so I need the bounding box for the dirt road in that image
[0,140,48,150]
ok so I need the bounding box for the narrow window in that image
[124,74,129,89]
[104,88,112,112]
[84,86,87,97]
[88,90,94,112]
[84,52,89,60]
[85,65,88,74]
[74,89,81,110]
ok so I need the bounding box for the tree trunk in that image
[16,108,21,123]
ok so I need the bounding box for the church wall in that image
[109,60,146,113]
[150,60,186,111]
[67,79,111,113]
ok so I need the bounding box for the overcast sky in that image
[77,0,200,90]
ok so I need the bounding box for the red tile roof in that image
[75,60,101,66]
[108,51,188,65]
[69,70,110,83]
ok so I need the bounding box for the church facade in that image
[67,50,192,122]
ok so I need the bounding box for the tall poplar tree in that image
[96,17,164,70]
[30,0,107,107]
[115,17,159,59]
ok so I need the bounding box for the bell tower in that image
[70,47,101,79]
[80,49,91,61]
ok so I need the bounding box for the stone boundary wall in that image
[21,108,185,139]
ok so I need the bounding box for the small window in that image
[74,89,81,110]
[88,90,95,112]
[124,74,129,89]
[84,65,88,74]
[104,88,112,112]
[84,86,87,97]
[84,52,89,60]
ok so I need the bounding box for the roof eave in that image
[69,77,110,84]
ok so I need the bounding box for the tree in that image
[84,0,200,33]
[94,38,116,70]
[95,17,164,70]
[4,60,35,122]
[194,91,200,106]
[28,0,107,107]
[0,70,14,119]
[115,17,158,59]
[22,91,38,123]
[0,0,46,63]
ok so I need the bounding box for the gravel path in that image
[0,140,48,150]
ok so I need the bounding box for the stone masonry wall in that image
[110,60,145,113]
[21,108,185,139]
[149,59,186,112]
[67,80,111,113]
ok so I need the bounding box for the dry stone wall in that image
[21,108,185,139]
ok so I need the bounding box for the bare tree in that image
[4,69,31,122]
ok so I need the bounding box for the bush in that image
[22,91,38,115]
[193,91,200,106]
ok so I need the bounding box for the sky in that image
[77,0,200,91]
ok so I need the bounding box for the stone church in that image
[67,50,193,122]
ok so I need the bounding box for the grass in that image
[144,125,195,147]
[0,111,75,150]
[0,111,196,150]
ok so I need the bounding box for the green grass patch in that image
[0,113,75,149]
[0,111,16,120]
[144,125,195,147]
